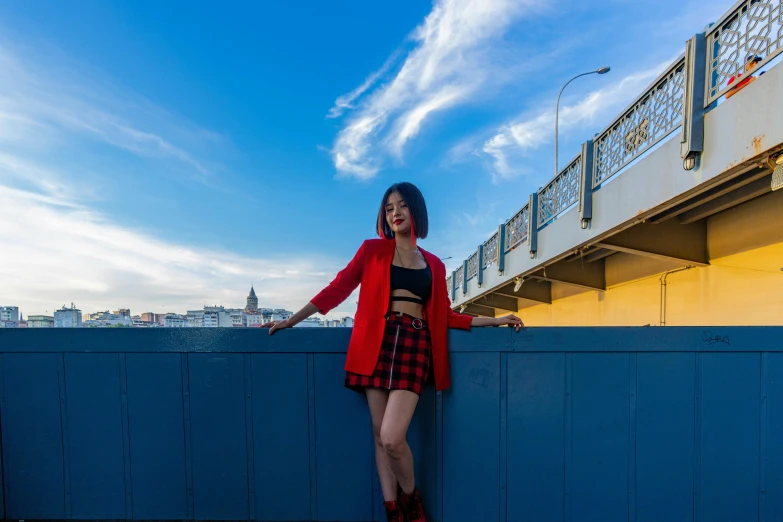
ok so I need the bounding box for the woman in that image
[265,182,523,522]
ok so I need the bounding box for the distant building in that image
[164,314,187,328]
[54,304,82,328]
[203,306,232,328]
[246,286,258,312]
[228,309,246,327]
[1,306,19,322]
[295,317,323,327]
[0,306,19,327]
[140,312,167,325]
[325,317,354,328]
[246,312,263,327]
[114,309,131,319]
[172,295,295,328]
[185,310,204,327]
[27,315,55,328]
[262,310,292,324]
[83,310,132,327]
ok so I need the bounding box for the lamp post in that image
[555,66,611,177]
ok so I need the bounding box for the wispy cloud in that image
[327,48,405,119]
[0,41,221,185]
[0,185,354,318]
[481,60,673,180]
[328,0,542,179]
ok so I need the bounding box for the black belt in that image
[385,311,425,330]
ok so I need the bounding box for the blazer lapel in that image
[380,239,395,308]
[419,247,439,321]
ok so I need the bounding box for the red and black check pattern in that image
[345,313,432,395]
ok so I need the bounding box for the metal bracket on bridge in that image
[462,259,469,296]
[527,192,539,259]
[578,139,594,229]
[680,32,707,171]
[497,224,506,276]
[477,243,484,287]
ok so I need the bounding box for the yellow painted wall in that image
[510,189,783,326]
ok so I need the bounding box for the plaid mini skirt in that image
[345,312,432,396]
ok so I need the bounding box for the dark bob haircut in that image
[376,182,429,240]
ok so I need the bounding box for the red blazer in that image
[310,238,473,390]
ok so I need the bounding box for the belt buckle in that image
[412,318,423,330]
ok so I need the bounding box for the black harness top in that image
[389,263,432,305]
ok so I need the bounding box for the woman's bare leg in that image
[365,388,398,501]
[380,389,419,494]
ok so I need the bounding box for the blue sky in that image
[0,0,728,318]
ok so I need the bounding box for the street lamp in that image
[555,66,611,177]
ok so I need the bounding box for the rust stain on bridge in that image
[753,135,765,155]
[723,135,768,172]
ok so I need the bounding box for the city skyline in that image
[1,285,356,327]
[2,285,337,321]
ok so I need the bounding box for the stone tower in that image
[246,285,259,312]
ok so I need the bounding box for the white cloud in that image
[0,39,356,320]
[328,0,541,179]
[0,185,355,318]
[327,48,405,119]
[0,41,220,185]
[482,60,673,180]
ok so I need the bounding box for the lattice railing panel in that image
[504,205,529,252]
[446,275,453,294]
[467,252,479,280]
[593,59,686,186]
[538,156,581,228]
[707,0,783,104]
[483,232,499,269]
[455,266,464,291]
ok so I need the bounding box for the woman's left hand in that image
[495,314,525,332]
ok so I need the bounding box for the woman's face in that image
[385,191,412,236]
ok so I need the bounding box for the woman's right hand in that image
[263,318,293,335]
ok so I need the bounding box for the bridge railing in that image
[592,57,686,188]
[539,153,582,228]
[0,327,781,522]
[706,0,783,106]
[450,0,781,303]
[504,203,529,253]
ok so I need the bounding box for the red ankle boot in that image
[384,500,405,522]
[398,487,428,522]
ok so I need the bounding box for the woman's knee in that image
[379,425,405,458]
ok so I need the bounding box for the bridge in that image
[447,0,783,324]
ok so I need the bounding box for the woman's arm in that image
[470,316,498,327]
[309,240,367,315]
[441,264,524,331]
[471,314,525,331]
[266,241,367,335]
[266,302,319,335]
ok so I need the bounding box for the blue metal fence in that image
[0,327,781,521]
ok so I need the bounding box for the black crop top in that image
[389,263,432,304]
